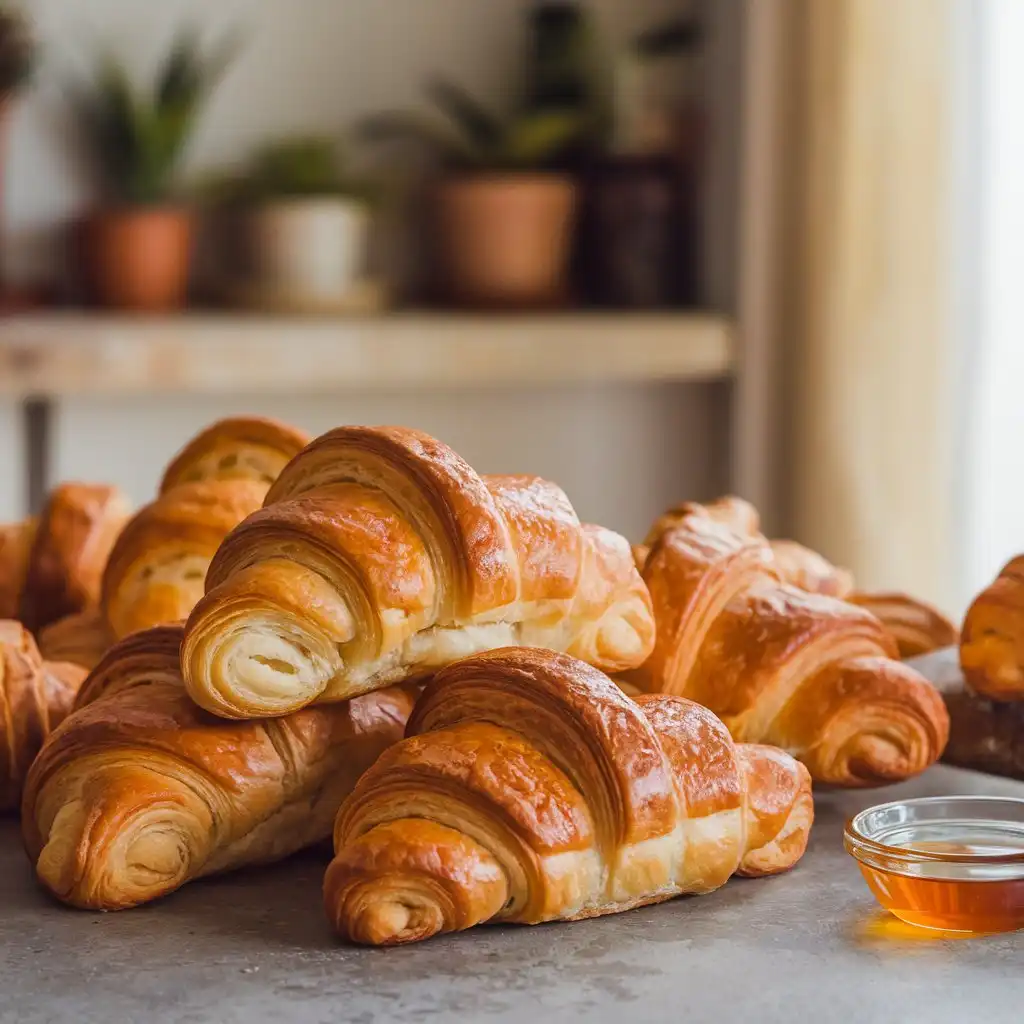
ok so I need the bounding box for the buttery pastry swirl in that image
[36,609,114,673]
[22,625,414,910]
[325,646,813,946]
[182,426,655,719]
[849,592,959,659]
[0,621,86,811]
[630,508,948,786]
[101,480,266,639]
[159,416,311,495]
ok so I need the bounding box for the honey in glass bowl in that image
[845,796,1024,933]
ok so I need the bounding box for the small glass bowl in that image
[844,795,1024,933]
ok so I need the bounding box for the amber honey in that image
[845,796,1024,935]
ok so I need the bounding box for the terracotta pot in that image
[436,173,578,308]
[83,207,194,311]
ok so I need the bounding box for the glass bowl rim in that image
[845,794,1024,866]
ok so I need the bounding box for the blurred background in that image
[0,0,1008,618]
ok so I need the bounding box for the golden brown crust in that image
[0,519,37,620]
[324,646,812,946]
[182,427,654,719]
[18,484,131,633]
[0,621,87,811]
[159,416,311,495]
[850,591,959,659]
[36,609,114,673]
[642,496,854,598]
[22,624,414,910]
[631,506,948,787]
[101,480,265,640]
[960,556,1024,701]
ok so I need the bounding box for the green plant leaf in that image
[357,111,478,167]
[425,77,501,151]
[501,111,587,168]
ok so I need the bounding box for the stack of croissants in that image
[0,415,1007,947]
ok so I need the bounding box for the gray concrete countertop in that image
[2,765,1023,1024]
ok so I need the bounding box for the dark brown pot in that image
[436,173,578,308]
[83,206,195,312]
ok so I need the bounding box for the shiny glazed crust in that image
[641,496,854,598]
[18,484,131,633]
[960,556,1024,701]
[849,591,959,659]
[22,624,414,910]
[0,621,86,811]
[324,647,812,946]
[182,426,655,719]
[36,609,114,673]
[159,416,311,495]
[630,508,948,787]
[101,480,265,639]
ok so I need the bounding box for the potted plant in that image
[361,79,587,308]
[0,4,37,307]
[208,137,377,310]
[69,29,237,311]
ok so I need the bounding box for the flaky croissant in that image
[849,592,959,659]
[182,426,655,719]
[36,609,114,672]
[22,624,414,910]
[17,483,131,633]
[0,621,86,811]
[639,496,855,598]
[159,416,311,495]
[630,508,948,787]
[324,647,813,946]
[101,480,266,639]
[960,556,1024,701]
[0,519,37,620]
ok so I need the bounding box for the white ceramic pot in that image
[249,198,369,304]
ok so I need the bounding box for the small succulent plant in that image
[0,4,36,96]
[68,27,240,204]
[359,77,590,172]
[203,136,378,205]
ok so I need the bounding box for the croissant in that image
[0,621,86,811]
[182,426,655,719]
[631,508,948,786]
[324,646,813,946]
[849,592,959,659]
[36,609,114,672]
[640,496,854,598]
[0,519,37,619]
[17,483,131,633]
[22,624,415,910]
[960,556,1024,701]
[101,480,266,640]
[159,416,311,495]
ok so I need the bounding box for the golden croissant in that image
[101,480,266,639]
[182,426,655,719]
[630,507,948,787]
[36,609,114,672]
[639,496,855,598]
[960,555,1024,701]
[325,646,813,946]
[159,415,311,495]
[848,592,959,659]
[0,621,86,811]
[11,484,131,633]
[22,624,414,910]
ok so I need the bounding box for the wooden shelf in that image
[0,312,734,398]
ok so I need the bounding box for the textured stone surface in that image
[2,765,1023,1023]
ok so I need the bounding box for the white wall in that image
[960,0,1024,603]
[6,0,731,541]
